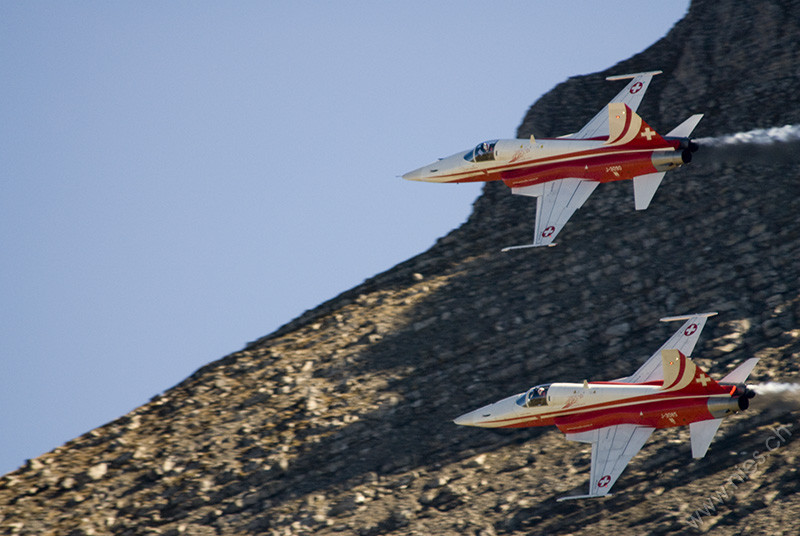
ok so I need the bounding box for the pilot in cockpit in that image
[517,384,550,408]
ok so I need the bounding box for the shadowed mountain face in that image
[2,1,800,535]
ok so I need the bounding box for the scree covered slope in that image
[2,1,800,534]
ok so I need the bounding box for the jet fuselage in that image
[454,380,748,434]
[454,315,759,499]
[401,73,703,249]
[403,136,691,189]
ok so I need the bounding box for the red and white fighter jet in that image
[454,313,759,500]
[403,71,702,250]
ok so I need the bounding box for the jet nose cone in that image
[454,407,490,427]
[454,395,522,428]
[453,412,474,427]
[402,168,424,182]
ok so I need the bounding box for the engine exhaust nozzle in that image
[707,395,748,418]
[737,388,756,410]
[738,395,750,411]
[651,149,691,171]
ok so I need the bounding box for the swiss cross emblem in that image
[598,475,611,488]
[640,127,656,141]
[630,82,643,94]
[684,324,698,336]
[696,373,711,387]
[542,226,556,238]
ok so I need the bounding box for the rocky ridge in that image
[2,1,800,535]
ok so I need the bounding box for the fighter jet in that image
[403,71,702,250]
[454,313,759,500]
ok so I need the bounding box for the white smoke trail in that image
[749,382,800,412]
[696,124,800,147]
[750,382,800,395]
[693,124,800,166]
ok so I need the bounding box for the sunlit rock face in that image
[2,1,800,534]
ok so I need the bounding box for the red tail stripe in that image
[662,354,687,391]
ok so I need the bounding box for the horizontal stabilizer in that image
[721,358,760,384]
[633,172,666,210]
[690,418,723,458]
[667,114,704,137]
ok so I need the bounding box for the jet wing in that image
[559,424,655,500]
[622,312,718,384]
[502,178,599,251]
[568,71,662,140]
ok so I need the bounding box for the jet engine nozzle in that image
[668,137,699,153]
[737,388,756,410]
[707,396,745,418]
[651,149,691,171]
[682,139,699,153]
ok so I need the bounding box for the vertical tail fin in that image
[570,71,662,140]
[630,113,704,210]
[660,349,728,395]
[689,358,758,459]
[605,103,666,147]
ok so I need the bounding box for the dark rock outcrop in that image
[2,1,800,534]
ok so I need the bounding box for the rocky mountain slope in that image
[2,1,800,534]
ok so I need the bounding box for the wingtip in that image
[659,312,718,322]
[501,243,541,252]
[556,494,610,502]
[605,70,662,81]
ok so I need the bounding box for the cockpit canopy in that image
[516,384,550,408]
[463,140,497,163]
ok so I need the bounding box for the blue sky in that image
[0,1,690,476]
